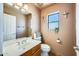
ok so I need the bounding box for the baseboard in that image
[49,51,56,56]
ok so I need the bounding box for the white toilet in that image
[41,44,50,56]
[33,32,51,56]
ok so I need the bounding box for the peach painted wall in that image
[26,4,41,33]
[26,14,32,36]
[41,3,76,56]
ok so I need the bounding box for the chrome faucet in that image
[22,40,26,44]
[16,42,20,45]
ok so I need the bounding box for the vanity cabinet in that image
[21,44,41,56]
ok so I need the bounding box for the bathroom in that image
[0,3,79,56]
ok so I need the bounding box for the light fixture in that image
[23,5,28,10]
[7,3,29,14]
[21,8,26,13]
[16,3,23,7]
[14,5,20,9]
[7,3,13,6]
[62,11,70,19]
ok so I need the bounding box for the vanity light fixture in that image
[62,11,70,19]
[21,8,26,13]
[14,5,20,9]
[7,3,13,6]
[16,3,23,7]
[23,5,28,10]
[7,3,28,13]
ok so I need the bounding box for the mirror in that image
[3,3,32,41]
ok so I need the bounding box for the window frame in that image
[47,11,60,32]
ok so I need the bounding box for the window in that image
[48,12,59,32]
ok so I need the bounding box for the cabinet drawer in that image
[32,44,40,54]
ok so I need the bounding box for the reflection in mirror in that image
[3,3,32,42]
[3,14,16,41]
[48,11,59,33]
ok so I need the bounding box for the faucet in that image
[22,40,26,45]
[16,42,20,45]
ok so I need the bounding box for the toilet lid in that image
[41,44,50,49]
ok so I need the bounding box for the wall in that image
[41,3,76,56]
[0,3,3,55]
[26,4,41,33]
[26,14,32,36]
[76,4,79,46]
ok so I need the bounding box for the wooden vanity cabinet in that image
[21,49,32,56]
[32,49,41,56]
[21,44,41,56]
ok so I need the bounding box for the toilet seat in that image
[41,44,50,49]
[41,44,50,56]
[41,44,50,52]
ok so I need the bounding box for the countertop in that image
[3,39,41,56]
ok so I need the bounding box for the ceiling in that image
[34,3,53,9]
[5,3,54,15]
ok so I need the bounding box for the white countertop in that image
[3,39,41,56]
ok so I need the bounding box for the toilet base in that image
[41,52,49,56]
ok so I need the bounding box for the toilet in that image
[33,32,51,56]
[41,44,50,56]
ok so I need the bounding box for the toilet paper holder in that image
[56,38,61,43]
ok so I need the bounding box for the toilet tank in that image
[33,32,42,41]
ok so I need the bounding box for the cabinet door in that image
[32,44,40,54]
[9,15,16,39]
[21,44,41,56]
[3,14,16,41]
[32,49,41,56]
[21,49,32,56]
[3,14,10,41]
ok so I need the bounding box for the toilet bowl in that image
[41,44,50,56]
[33,32,50,56]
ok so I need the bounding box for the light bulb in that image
[23,5,28,10]
[14,5,20,9]
[21,8,25,12]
